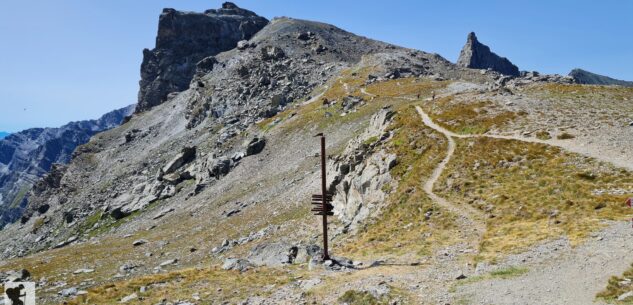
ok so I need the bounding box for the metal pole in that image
[320,135,330,260]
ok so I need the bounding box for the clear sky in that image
[1,0,631,132]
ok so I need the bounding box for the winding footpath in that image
[414,105,633,305]
[415,106,485,235]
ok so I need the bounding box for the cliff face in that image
[0,105,134,228]
[135,2,269,113]
[569,69,633,87]
[457,32,520,76]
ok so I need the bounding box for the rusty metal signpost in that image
[313,133,333,260]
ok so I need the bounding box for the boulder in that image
[3,269,30,282]
[162,146,197,175]
[208,157,232,178]
[260,46,285,60]
[245,137,266,156]
[247,242,298,267]
[222,258,253,272]
[296,31,313,41]
[194,56,218,78]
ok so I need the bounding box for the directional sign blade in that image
[314,211,334,216]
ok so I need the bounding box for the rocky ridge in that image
[0,105,134,229]
[569,68,633,87]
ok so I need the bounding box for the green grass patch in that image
[597,263,633,304]
[339,290,389,305]
[10,185,30,208]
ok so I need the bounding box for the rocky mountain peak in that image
[457,31,520,76]
[466,31,477,42]
[136,3,269,113]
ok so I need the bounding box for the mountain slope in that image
[0,4,631,305]
[0,105,134,228]
[0,132,9,139]
[569,68,633,87]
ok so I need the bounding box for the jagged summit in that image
[457,31,520,76]
[136,2,269,113]
[569,68,633,87]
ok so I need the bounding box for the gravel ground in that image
[456,221,633,305]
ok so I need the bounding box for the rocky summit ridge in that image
[457,32,520,76]
[136,2,269,113]
[569,68,633,87]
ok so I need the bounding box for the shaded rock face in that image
[568,69,633,87]
[136,2,269,112]
[0,105,134,229]
[457,32,520,76]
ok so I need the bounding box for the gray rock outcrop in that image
[457,32,520,76]
[327,107,397,232]
[136,2,269,112]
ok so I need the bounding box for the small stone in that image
[618,291,633,301]
[133,239,148,246]
[60,287,78,297]
[73,268,95,274]
[159,259,178,267]
[120,292,138,303]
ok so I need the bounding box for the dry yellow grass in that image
[421,97,518,134]
[64,266,293,305]
[436,137,633,260]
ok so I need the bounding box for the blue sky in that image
[1,0,631,132]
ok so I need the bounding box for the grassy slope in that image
[436,136,633,260]
[421,96,519,135]
[2,76,632,304]
[339,105,459,260]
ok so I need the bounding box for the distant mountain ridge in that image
[0,132,9,139]
[569,68,633,87]
[0,104,135,228]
